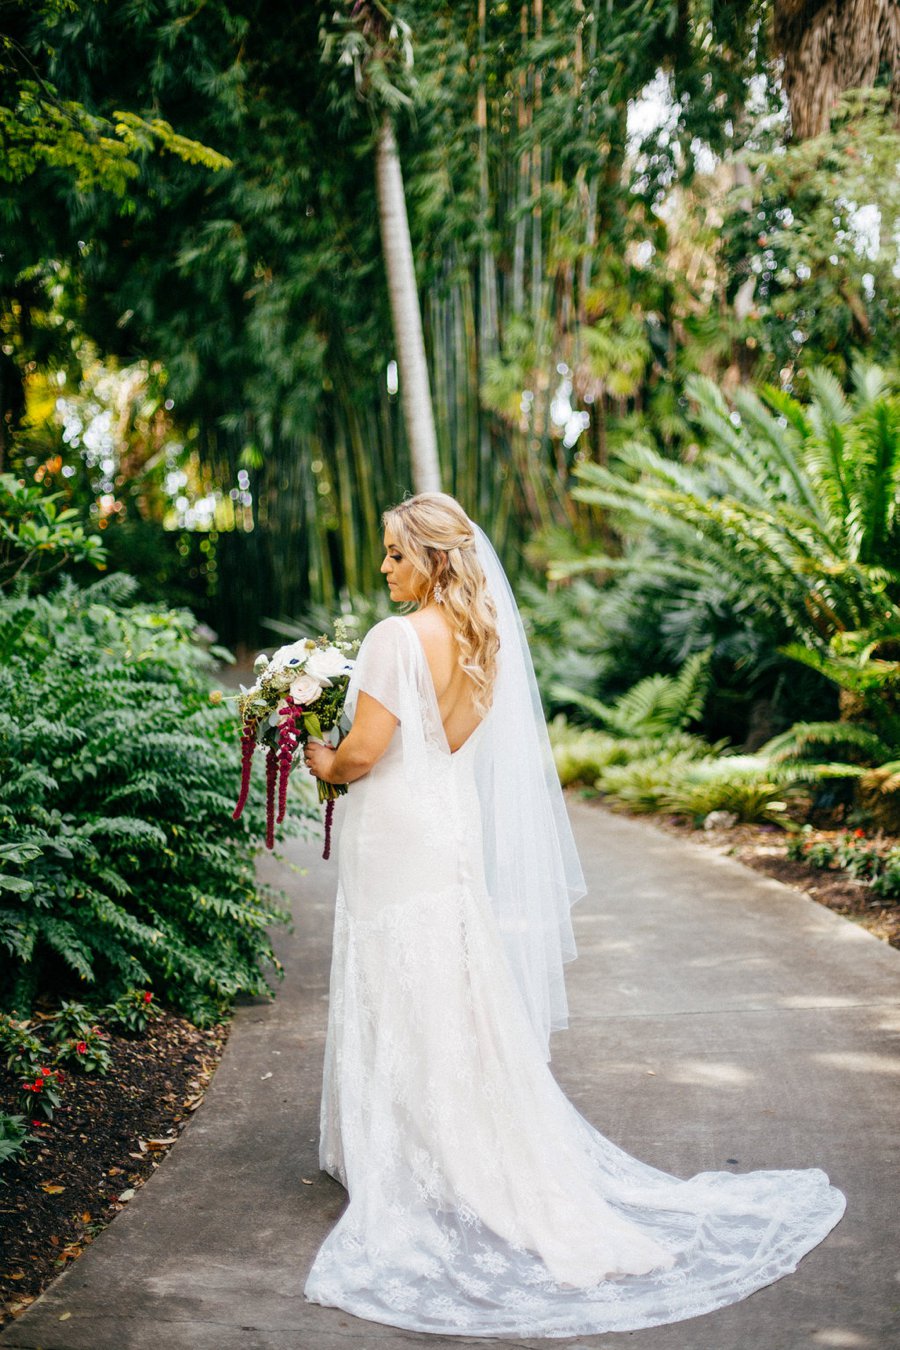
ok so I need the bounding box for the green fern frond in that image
[760,720,891,764]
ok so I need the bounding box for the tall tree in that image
[774,0,900,138]
[376,115,441,493]
[323,2,441,494]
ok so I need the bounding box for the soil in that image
[0,1009,229,1329]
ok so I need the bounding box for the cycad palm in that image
[571,362,900,652]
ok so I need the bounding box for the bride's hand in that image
[304,739,337,783]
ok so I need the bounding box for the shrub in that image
[552,651,712,739]
[548,717,717,789]
[870,854,900,900]
[0,576,312,1025]
[596,750,712,815]
[661,757,789,825]
[0,472,107,590]
[0,1112,34,1175]
[835,836,883,881]
[804,841,839,870]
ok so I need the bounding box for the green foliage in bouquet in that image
[0,574,310,1025]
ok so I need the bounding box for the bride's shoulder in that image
[364,614,407,640]
[358,615,412,659]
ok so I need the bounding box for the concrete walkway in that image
[3,801,899,1350]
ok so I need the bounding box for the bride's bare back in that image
[406,607,483,752]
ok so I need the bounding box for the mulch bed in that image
[0,1009,229,1329]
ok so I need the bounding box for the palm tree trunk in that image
[774,0,900,139]
[375,115,442,493]
[530,0,544,333]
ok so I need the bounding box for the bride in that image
[301,492,845,1338]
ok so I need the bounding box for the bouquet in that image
[231,620,358,857]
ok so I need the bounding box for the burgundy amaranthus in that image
[322,798,335,860]
[265,746,278,850]
[232,720,259,822]
[277,697,304,825]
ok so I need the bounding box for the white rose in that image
[305,645,355,685]
[270,639,314,670]
[289,671,324,705]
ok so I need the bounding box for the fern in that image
[570,363,900,660]
[761,721,892,766]
[0,578,314,1024]
[552,651,711,739]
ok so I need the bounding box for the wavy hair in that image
[382,493,500,716]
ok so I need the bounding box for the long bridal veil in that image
[470,522,586,1058]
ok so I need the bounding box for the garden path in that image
[2,800,898,1350]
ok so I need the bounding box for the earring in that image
[434,582,445,605]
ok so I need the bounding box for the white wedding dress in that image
[303,610,846,1338]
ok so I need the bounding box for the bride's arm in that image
[304,691,398,785]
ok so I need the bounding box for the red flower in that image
[143,991,153,1004]
[56,1070,66,1083]
[853,828,866,838]
[265,745,278,850]
[76,1041,88,1054]
[232,722,259,821]
[31,1120,45,1128]
[31,1079,44,1092]
[40,1067,51,1077]
[323,797,335,861]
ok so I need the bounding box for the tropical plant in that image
[0,1112,34,1174]
[102,987,160,1036]
[723,90,900,382]
[553,651,712,739]
[660,756,789,825]
[0,473,107,590]
[773,0,900,140]
[321,1,440,492]
[0,574,309,1024]
[593,742,858,824]
[1,0,787,645]
[570,360,900,667]
[548,717,716,788]
[870,855,900,900]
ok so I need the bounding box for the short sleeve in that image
[344,617,411,724]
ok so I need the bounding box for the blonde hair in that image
[382,492,500,716]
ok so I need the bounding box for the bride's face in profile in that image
[380,530,420,603]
